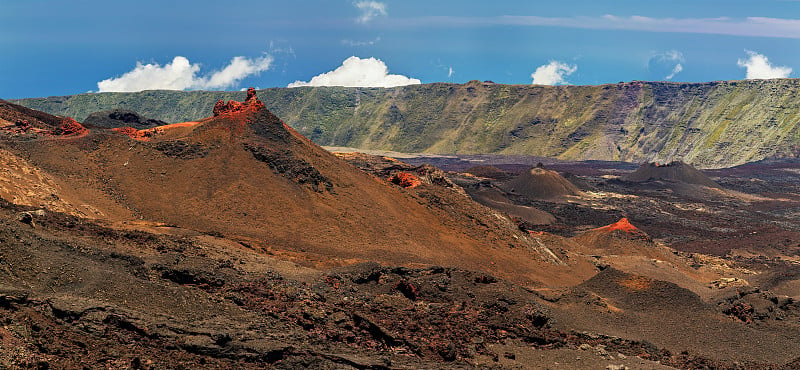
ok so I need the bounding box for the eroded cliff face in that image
[14,79,800,168]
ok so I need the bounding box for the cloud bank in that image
[531,61,577,85]
[737,50,791,79]
[288,56,421,88]
[97,54,273,92]
[355,1,387,23]
[397,15,800,40]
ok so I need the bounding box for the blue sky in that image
[3,0,800,98]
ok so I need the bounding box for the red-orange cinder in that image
[390,172,422,188]
[597,217,640,233]
[56,117,88,137]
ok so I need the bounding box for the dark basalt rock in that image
[84,109,166,130]
[244,144,334,193]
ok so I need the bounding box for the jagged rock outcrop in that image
[213,87,264,116]
[53,117,87,136]
[0,113,86,137]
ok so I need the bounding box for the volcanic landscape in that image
[2,86,800,369]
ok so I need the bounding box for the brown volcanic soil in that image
[550,268,800,365]
[0,99,66,130]
[500,165,581,201]
[572,218,659,257]
[6,97,800,368]
[398,152,800,365]
[466,184,557,226]
[0,198,787,369]
[621,161,719,188]
[0,97,590,286]
[331,152,584,283]
[340,152,800,366]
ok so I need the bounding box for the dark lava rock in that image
[84,109,166,130]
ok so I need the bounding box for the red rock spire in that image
[213,87,265,117]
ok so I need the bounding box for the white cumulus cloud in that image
[355,1,387,23]
[97,54,273,92]
[288,56,421,88]
[197,55,273,90]
[531,61,577,85]
[666,63,683,80]
[648,50,685,80]
[737,50,792,79]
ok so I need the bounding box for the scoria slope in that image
[4,96,800,368]
[0,92,581,285]
[15,78,800,168]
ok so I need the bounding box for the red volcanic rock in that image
[600,217,639,233]
[54,117,87,136]
[111,126,165,140]
[725,301,755,323]
[213,88,265,116]
[245,87,257,102]
[2,116,86,137]
[393,279,419,300]
[213,100,243,116]
[111,127,140,139]
[212,100,227,116]
[591,217,651,240]
[390,172,422,188]
[15,119,31,131]
[1,119,32,133]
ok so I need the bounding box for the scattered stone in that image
[393,279,419,301]
[16,210,44,227]
[15,119,31,131]
[474,275,498,284]
[709,277,749,289]
[17,212,33,226]
[594,344,612,358]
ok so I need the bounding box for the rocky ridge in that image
[15,79,800,168]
